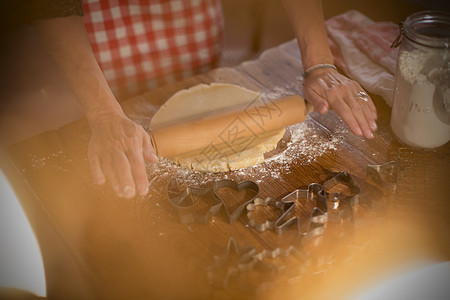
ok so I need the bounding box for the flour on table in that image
[28,150,72,172]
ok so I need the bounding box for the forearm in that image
[281,0,333,70]
[32,15,124,124]
[32,15,156,198]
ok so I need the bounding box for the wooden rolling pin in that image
[150,94,309,158]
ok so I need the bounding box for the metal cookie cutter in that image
[168,179,259,224]
[252,246,299,273]
[168,185,222,224]
[322,171,360,223]
[213,179,259,224]
[236,259,277,293]
[206,237,257,289]
[322,171,360,201]
[366,161,399,190]
[361,161,400,212]
[274,183,328,236]
[246,197,282,232]
[206,238,281,292]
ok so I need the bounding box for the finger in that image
[127,147,149,197]
[88,152,106,185]
[112,150,136,199]
[339,84,376,138]
[328,96,364,137]
[102,153,122,197]
[353,90,378,134]
[361,99,378,132]
[355,90,377,118]
[363,93,377,115]
[368,98,377,115]
[347,96,374,139]
[143,132,158,162]
[304,84,329,114]
[352,84,377,115]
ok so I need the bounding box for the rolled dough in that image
[150,83,286,172]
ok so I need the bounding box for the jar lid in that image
[403,10,450,48]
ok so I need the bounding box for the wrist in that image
[86,105,126,128]
[81,90,125,123]
[303,63,337,79]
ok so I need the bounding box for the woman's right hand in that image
[88,111,158,198]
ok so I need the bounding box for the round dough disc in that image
[151,83,286,172]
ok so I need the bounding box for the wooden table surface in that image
[4,40,450,300]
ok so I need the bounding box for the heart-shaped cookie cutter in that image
[168,179,259,224]
[168,185,222,224]
[214,179,259,224]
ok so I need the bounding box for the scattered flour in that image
[29,150,72,172]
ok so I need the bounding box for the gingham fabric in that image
[82,0,224,99]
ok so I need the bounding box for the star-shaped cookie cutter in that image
[206,238,294,291]
[236,258,278,293]
[274,183,328,236]
[206,237,257,289]
[359,161,400,214]
[366,161,399,190]
[168,179,259,224]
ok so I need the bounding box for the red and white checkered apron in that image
[82,0,224,99]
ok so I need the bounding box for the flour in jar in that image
[390,49,450,148]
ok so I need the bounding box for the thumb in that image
[305,101,315,114]
[304,84,329,114]
[143,132,158,163]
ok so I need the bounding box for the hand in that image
[303,68,378,139]
[87,112,158,198]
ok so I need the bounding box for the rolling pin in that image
[150,94,309,157]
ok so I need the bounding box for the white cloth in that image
[326,10,400,106]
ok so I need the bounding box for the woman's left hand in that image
[303,67,378,139]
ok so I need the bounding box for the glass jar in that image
[391,10,450,149]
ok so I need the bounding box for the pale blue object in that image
[353,261,450,300]
[0,169,46,297]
